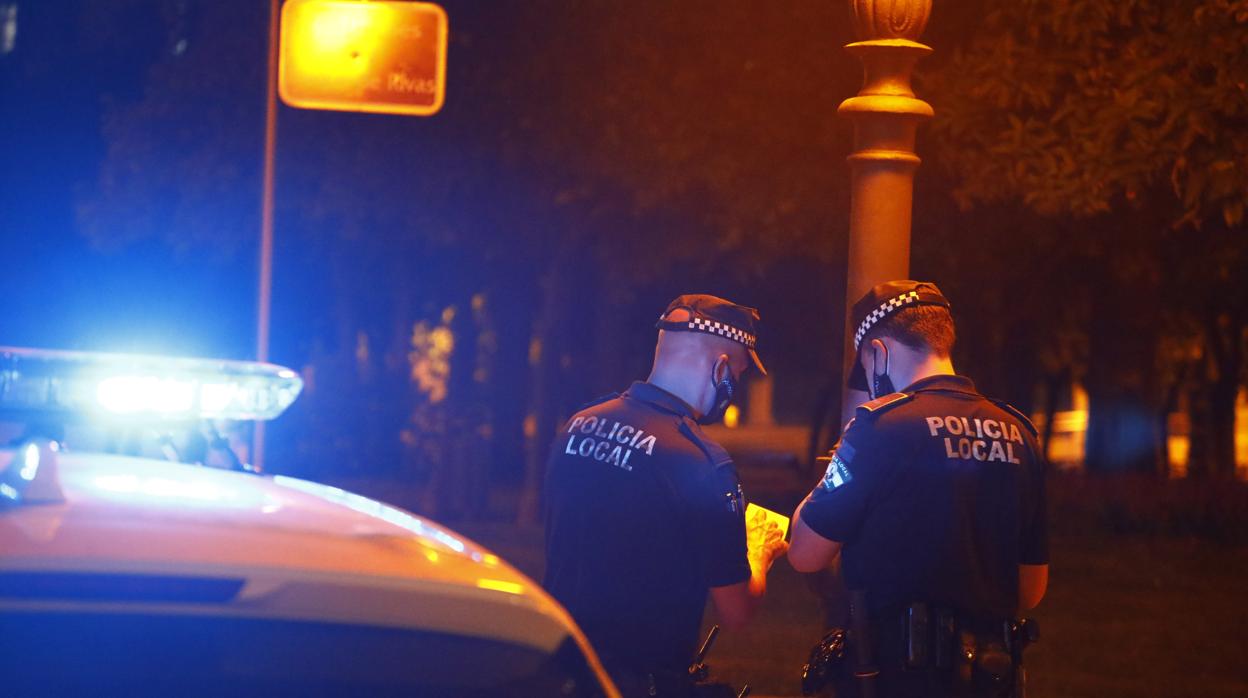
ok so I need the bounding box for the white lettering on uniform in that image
[932,415,1026,465]
[607,445,624,466]
[561,419,657,472]
[636,435,657,456]
[989,440,1007,462]
[594,440,611,460]
[983,420,1001,439]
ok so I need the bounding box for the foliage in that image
[77,0,266,259]
[923,0,1248,229]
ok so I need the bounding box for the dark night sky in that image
[1,1,255,359]
[0,1,858,402]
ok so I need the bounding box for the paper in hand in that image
[745,502,790,542]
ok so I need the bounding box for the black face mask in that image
[869,344,895,400]
[699,364,737,425]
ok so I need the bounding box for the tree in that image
[76,0,870,517]
[922,0,1248,474]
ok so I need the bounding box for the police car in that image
[0,347,618,697]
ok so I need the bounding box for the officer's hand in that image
[746,517,788,572]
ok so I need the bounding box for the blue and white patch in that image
[819,441,855,491]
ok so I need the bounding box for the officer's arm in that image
[787,493,843,573]
[1018,564,1048,611]
[707,545,782,631]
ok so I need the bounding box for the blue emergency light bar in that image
[0,347,303,421]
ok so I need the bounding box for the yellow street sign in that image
[279,0,448,116]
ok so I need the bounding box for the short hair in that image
[861,305,956,357]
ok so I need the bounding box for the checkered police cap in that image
[656,294,766,375]
[854,291,921,350]
[848,280,951,389]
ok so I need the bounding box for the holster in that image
[803,601,1038,698]
[848,590,879,698]
[891,603,1038,698]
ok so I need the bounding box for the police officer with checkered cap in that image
[788,281,1049,697]
[543,294,786,697]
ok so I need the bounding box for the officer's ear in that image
[713,353,731,382]
[869,338,889,372]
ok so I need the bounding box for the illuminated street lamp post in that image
[838,0,934,421]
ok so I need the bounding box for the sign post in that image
[256,0,448,469]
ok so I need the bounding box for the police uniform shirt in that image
[543,381,751,674]
[800,375,1048,620]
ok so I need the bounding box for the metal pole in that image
[255,0,280,470]
[838,0,933,424]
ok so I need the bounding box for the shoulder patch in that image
[816,440,856,490]
[856,391,912,416]
[578,392,620,411]
[989,397,1039,437]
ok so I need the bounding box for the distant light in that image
[0,4,16,55]
[476,578,524,595]
[19,443,39,481]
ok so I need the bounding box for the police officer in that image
[789,281,1048,697]
[544,294,788,697]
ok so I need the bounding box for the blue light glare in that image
[272,476,467,553]
[0,347,304,421]
[96,376,196,414]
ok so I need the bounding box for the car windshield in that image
[1,610,601,697]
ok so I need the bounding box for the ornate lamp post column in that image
[839,0,934,420]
